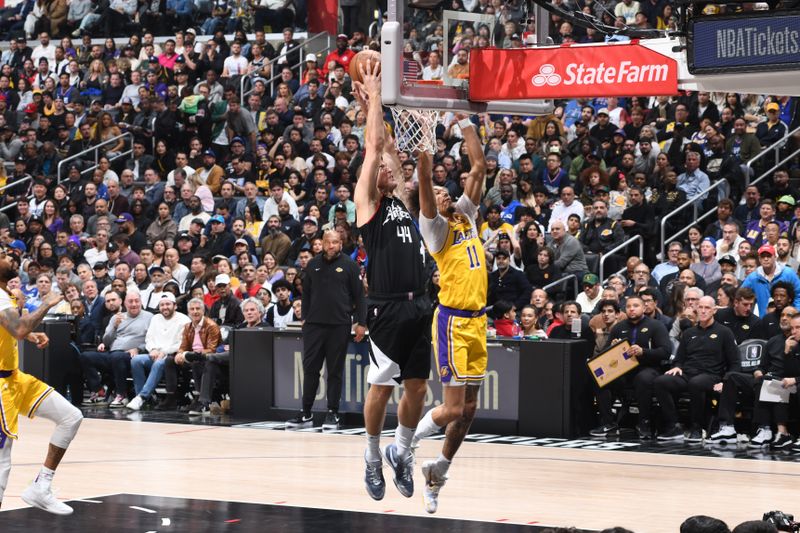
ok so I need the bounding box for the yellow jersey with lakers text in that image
[420,195,488,311]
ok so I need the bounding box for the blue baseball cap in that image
[210,215,225,224]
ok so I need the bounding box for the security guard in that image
[286,229,367,431]
[580,199,625,255]
[654,296,739,443]
[590,295,671,439]
[714,287,761,344]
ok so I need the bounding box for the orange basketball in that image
[349,50,381,84]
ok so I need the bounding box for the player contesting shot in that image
[0,247,83,515]
[352,58,433,502]
[414,112,488,514]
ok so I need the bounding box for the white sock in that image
[365,433,381,463]
[413,410,442,442]
[35,466,55,488]
[394,424,415,460]
[436,453,451,476]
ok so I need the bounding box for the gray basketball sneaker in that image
[383,443,414,498]
[364,454,385,501]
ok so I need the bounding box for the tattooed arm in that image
[0,291,64,339]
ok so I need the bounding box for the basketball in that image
[349,49,381,84]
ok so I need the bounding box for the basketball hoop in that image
[389,105,439,156]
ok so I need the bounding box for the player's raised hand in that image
[359,57,381,96]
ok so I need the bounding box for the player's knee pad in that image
[38,393,83,449]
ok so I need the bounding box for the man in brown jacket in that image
[156,298,221,411]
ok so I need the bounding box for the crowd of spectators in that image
[0,1,796,443]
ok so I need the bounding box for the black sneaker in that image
[285,412,313,429]
[364,455,385,501]
[322,410,340,430]
[589,423,619,437]
[772,433,793,449]
[383,443,414,498]
[636,420,652,440]
[657,423,685,441]
[685,428,703,443]
[154,394,177,411]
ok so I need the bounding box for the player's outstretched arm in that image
[459,113,487,206]
[353,57,384,227]
[417,150,436,220]
[0,292,63,339]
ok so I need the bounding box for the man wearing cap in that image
[199,214,234,258]
[208,272,244,328]
[576,273,603,314]
[115,212,147,253]
[589,108,615,144]
[127,293,190,411]
[286,215,320,264]
[757,102,788,147]
[321,34,356,79]
[140,265,170,314]
[742,244,800,317]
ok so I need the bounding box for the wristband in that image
[458,118,473,130]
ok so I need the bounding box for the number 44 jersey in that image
[359,196,427,297]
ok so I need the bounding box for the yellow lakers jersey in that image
[0,289,18,370]
[429,214,488,311]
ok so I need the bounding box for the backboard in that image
[381,0,554,115]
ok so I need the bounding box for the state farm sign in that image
[469,43,678,100]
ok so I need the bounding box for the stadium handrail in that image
[658,179,728,258]
[745,122,800,189]
[600,235,643,282]
[240,32,333,106]
[543,273,579,297]
[56,131,135,184]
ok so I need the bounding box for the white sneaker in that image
[126,395,144,411]
[109,394,126,408]
[21,482,73,515]
[749,427,773,448]
[708,424,737,444]
[421,460,447,514]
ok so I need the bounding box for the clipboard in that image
[587,340,639,387]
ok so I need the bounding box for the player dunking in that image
[414,112,488,513]
[353,59,433,500]
[0,248,83,514]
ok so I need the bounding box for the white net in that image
[389,106,440,155]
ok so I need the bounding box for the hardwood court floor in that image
[3,417,799,532]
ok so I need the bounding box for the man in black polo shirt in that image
[714,287,760,344]
[590,295,671,439]
[286,230,366,430]
[654,296,739,443]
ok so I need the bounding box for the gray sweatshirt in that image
[103,310,153,352]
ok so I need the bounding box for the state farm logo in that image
[531,61,670,87]
[532,64,561,86]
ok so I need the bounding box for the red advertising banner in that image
[468,42,679,100]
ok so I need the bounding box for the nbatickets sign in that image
[469,43,678,100]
